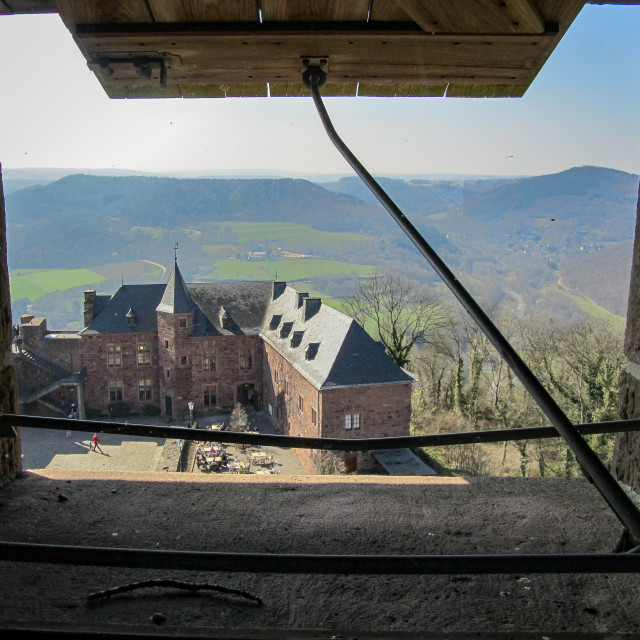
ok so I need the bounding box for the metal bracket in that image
[300,56,329,75]
[301,57,328,89]
[88,53,182,89]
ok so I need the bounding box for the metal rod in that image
[3,413,640,451]
[1,541,639,575]
[304,67,640,544]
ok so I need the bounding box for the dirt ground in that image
[1,470,640,638]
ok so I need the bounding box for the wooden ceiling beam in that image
[386,0,546,34]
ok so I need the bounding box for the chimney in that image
[83,290,96,327]
[303,297,322,322]
[272,281,286,300]
[296,292,309,309]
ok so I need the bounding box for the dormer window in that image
[290,331,304,348]
[219,307,231,330]
[126,308,136,326]
[280,322,293,339]
[305,343,320,360]
[270,314,282,330]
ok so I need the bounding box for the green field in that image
[540,284,625,330]
[10,268,107,302]
[202,258,375,281]
[210,221,366,244]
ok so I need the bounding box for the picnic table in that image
[250,452,273,465]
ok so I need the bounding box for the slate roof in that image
[156,262,194,314]
[81,284,165,335]
[260,286,415,390]
[187,281,273,336]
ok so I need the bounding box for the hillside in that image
[5,166,639,328]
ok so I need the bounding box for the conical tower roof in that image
[156,260,194,314]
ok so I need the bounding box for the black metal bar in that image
[1,541,639,575]
[3,413,640,451]
[304,68,640,544]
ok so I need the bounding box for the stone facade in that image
[615,182,640,491]
[81,330,160,414]
[261,337,413,473]
[0,164,21,485]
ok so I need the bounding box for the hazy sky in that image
[0,4,638,178]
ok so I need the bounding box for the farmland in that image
[10,268,106,302]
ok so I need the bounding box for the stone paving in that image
[19,408,309,476]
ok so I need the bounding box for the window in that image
[107,344,121,367]
[166,369,170,379]
[179,318,187,328]
[240,348,253,370]
[274,370,279,383]
[137,344,151,365]
[109,379,123,402]
[311,408,317,425]
[180,356,188,366]
[164,340,169,348]
[138,379,152,401]
[345,413,360,430]
[298,395,304,412]
[203,349,216,371]
[268,403,273,416]
[203,384,217,408]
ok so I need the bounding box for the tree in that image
[342,273,446,368]
[230,403,248,431]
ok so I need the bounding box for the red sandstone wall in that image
[261,341,413,472]
[81,331,160,414]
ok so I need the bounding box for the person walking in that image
[91,433,103,453]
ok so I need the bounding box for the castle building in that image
[16,261,415,472]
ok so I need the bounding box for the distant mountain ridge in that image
[5,165,638,325]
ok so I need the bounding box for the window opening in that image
[304,65,640,542]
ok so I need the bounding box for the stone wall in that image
[82,330,160,415]
[615,180,640,491]
[0,164,21,485]
[261,341,413,473]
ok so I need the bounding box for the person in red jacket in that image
[91,433,103,453]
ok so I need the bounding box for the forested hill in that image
[5,166,639,325]
[6,174,451,269]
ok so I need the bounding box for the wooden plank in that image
[269,82,357,97]
[369,0,410,21]
[446,82,528,97]
[391,0,545,34]
[76,25,563,99]
[78,29,555,67]
[261,0,370,21]
[146,0,259,23]
[56,0,153,25]
[357,82,447,97]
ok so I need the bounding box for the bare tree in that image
[343,273,446,368]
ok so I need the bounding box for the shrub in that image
[85,407,104,420]
[142,403,161,417]
[107,402,130,418]
[230,403,248,430]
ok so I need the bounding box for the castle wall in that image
[261,341,321,472]
[261,341,412,473]
[0,165,21,484]
[81,331,160,415]
[615,180,640,491]
[19,315,82,373]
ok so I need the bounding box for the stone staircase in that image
[16,348,85,412]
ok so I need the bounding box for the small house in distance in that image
[22,260,415,472]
